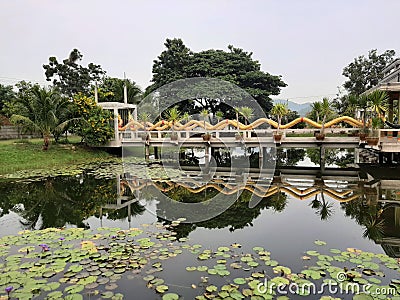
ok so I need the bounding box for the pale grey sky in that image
[1,0,399,103]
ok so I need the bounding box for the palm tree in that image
[164,106,181,140]
[138,112,151,140]
[182,112,192,124]
[200,109,211,140]
[319,97,334,135]
[239,106,254,125]
[215,111,224,123]
[358,94,369,132]
[310,101,322,123]
[98,78,142,104]
[270,103,289,132]
[368,90,388,119]
[344,94,359,118]
[10,86,70,150]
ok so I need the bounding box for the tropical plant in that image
[310,101,322,123]
[10,86,71,150]
[270,103,289,132]
[139,112,151,140]
[238,106,254,125]
[319,98,334,135]
[215,111,224,123]
[369,117,384,139]
[344,94,359,118]
[357,94,370,132]
[182,112,191,124]
[164,106,182,139]
[70,94,114,146]
[368,90,388,119]
[200,109,210,138]
[97,77,142,104]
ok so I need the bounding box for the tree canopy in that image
[342,49,395,95]
[97,77,142,104]
[0,84,15,112]
[10,85,70,149]
[145,38,286,114]
[43,49,105,97]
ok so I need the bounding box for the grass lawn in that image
[0,137,114,175]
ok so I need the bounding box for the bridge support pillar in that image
[145,144,150,161]
[387,152,393,165]
[154,146,159,160]
[320,146,326,172]
[354,148,360,164]
[379,152,384,164]
[205,144,210,169]
[127,203,131,226]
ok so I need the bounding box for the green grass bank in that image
[0,138,114,175]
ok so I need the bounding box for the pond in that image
[0,148,400,299]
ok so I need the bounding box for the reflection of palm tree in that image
[309,195,334,220]
[7,177,114,230]
[309,180,334,220]
[363,215,384,240]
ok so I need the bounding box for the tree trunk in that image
[43,135,49,150]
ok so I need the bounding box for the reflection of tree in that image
[159,190,289,239]
[276,148,306,167]
[269,191,287,212]
[309,179,334,221]
[309,194,334,221]
[104,202,146,220]
[0,176,117,230]
[306,148,354,167]
[340,198,385,240]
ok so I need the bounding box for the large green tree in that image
[342,49,395,95]
[147,38,192,95]
[0,83,15,112]
[43,49,105,97]
[145,38,286,114]
[69,94,114,146]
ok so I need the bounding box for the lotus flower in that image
[5,286,13,294]
[39,244,50,252]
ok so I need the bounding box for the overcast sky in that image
[1,0,399,103]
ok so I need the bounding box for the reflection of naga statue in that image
[118,115,123,129]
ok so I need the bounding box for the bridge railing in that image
[379,129,400,143]
[117,127,361,142]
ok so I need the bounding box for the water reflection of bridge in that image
[118,166,362,202]
[100,165,400,257]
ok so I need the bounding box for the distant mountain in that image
[273,99,312,116]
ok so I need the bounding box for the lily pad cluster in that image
[0,224,399,300]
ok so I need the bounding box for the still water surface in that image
[0,148,399,298]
